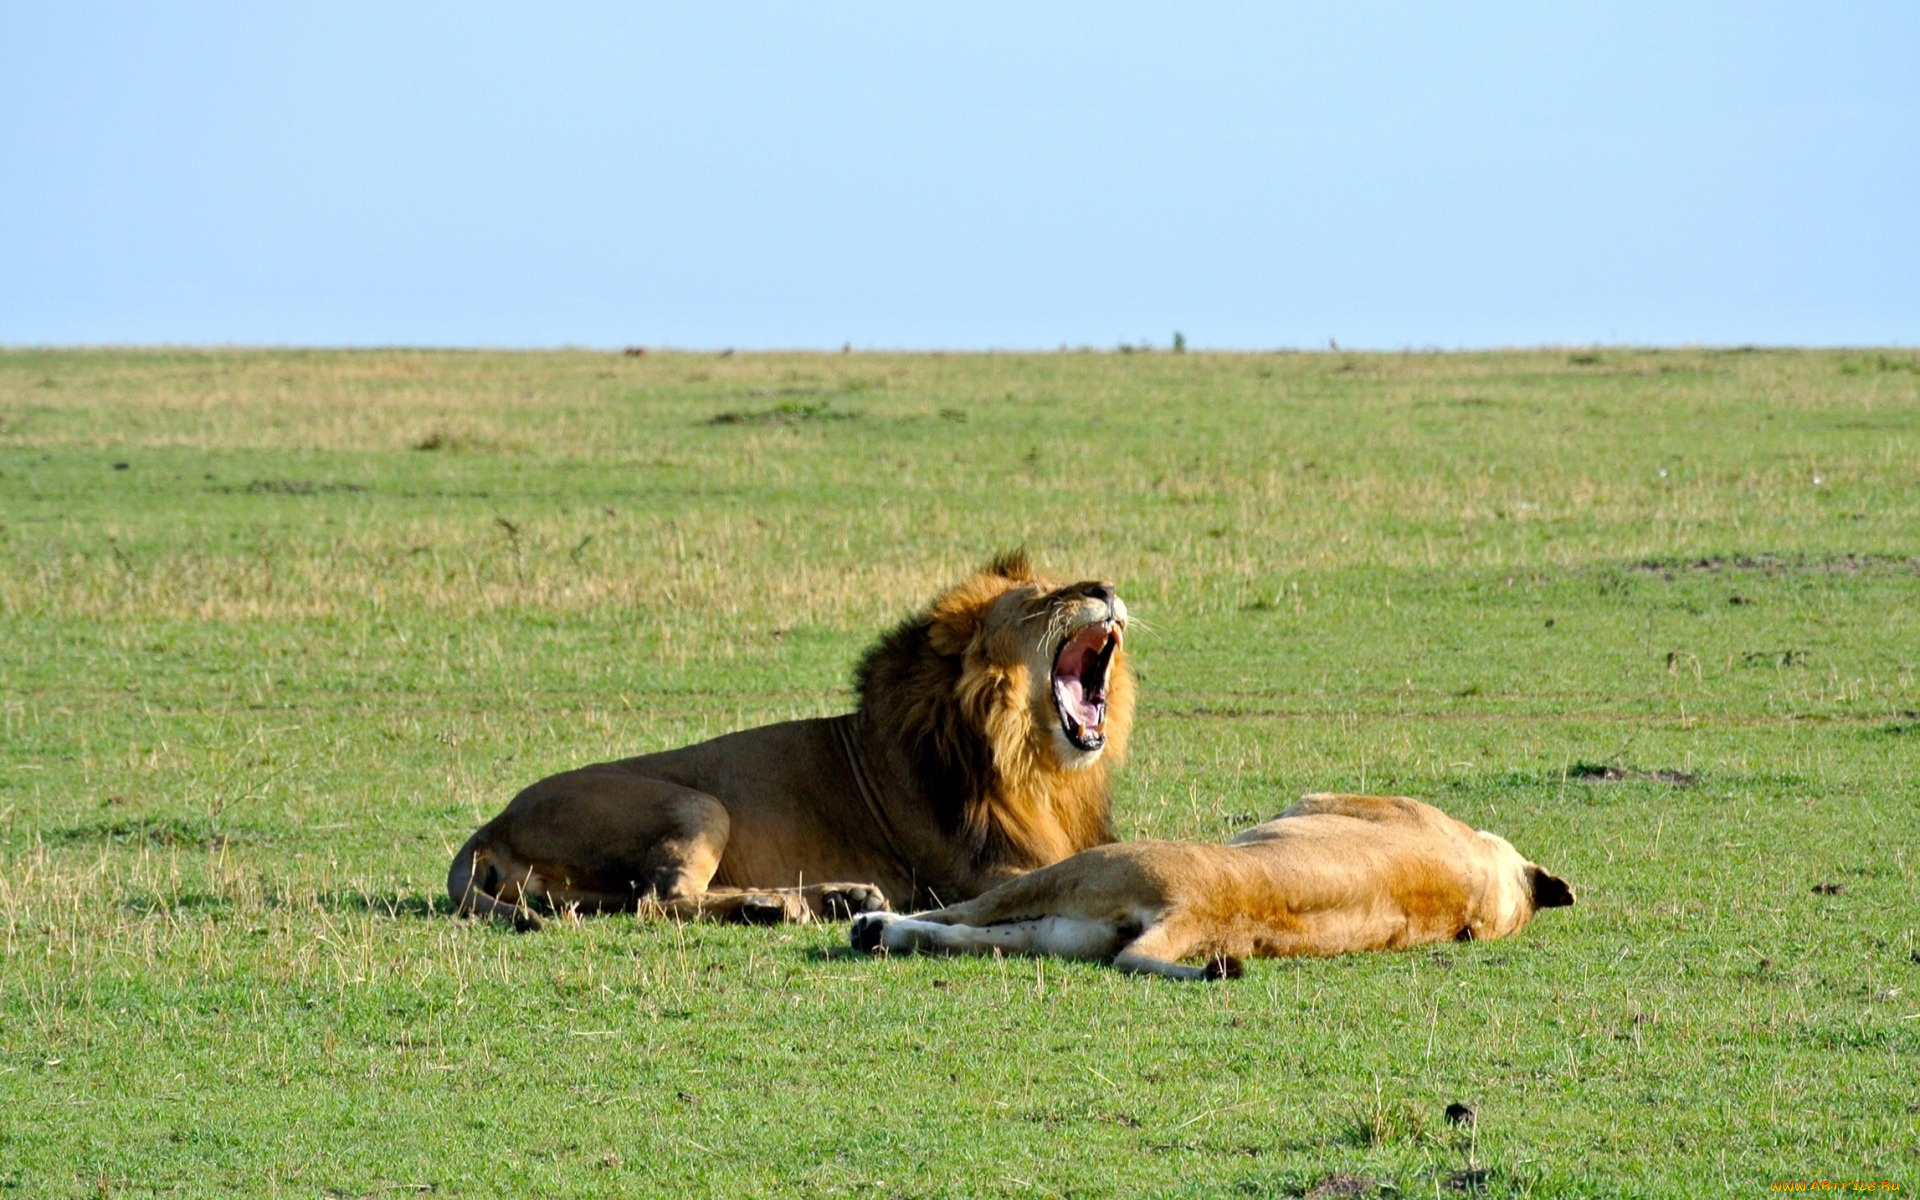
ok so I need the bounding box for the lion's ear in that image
[926,572,1010,656]
[984,548,1034,581]
[927,590,990,655]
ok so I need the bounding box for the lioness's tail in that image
[447,832,544,931]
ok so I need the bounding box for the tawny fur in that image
[851,793,1574,980]
[448,552,1134,927]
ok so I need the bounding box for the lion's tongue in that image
[1054,675,1104,731]
[1053,625,1111,732]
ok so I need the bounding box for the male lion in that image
[850,793,1574,979]
[448,552,1132,928]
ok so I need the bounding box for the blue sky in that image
[3,3,1915,349]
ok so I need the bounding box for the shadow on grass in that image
[108,889,455,922]
[46,815,258,849]
[1867,714,1919,739]
[121,890,235,915]
[803,943,872,963]
[316,891,451,919]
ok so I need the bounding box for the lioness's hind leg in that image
[1112,922,1240,982]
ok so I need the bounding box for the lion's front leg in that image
[652,883,888,924]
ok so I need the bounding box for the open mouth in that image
[1052,620,1121,752]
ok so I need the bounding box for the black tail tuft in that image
[1528,865,1576,909]
[1203,955,1244,981]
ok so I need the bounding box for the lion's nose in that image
[1082,582,1117,613]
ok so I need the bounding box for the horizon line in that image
[3,340,1911,356]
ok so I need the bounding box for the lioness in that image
[850,793,1573,979]
[448,552,1133,927]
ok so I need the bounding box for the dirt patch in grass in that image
[1867,713,1920,739]
[706,400,863,426]
[207,479,369,496]
[1738,649,1808,668]
[1305,1174,1387,1198]
[45,815,247,850]
[1567,762,1699,786]
[1631,553,1920,577]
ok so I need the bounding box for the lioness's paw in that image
[818,883,889,920]
[849,911,899,954]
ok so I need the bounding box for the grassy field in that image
[1,346,1916,1197]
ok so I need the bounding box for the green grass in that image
[2,346,1916,1197]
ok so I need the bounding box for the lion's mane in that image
[853,550,1134,876]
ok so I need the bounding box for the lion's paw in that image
[849,911,899,954]
[734,894,790,926]
[818,883,890,921]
